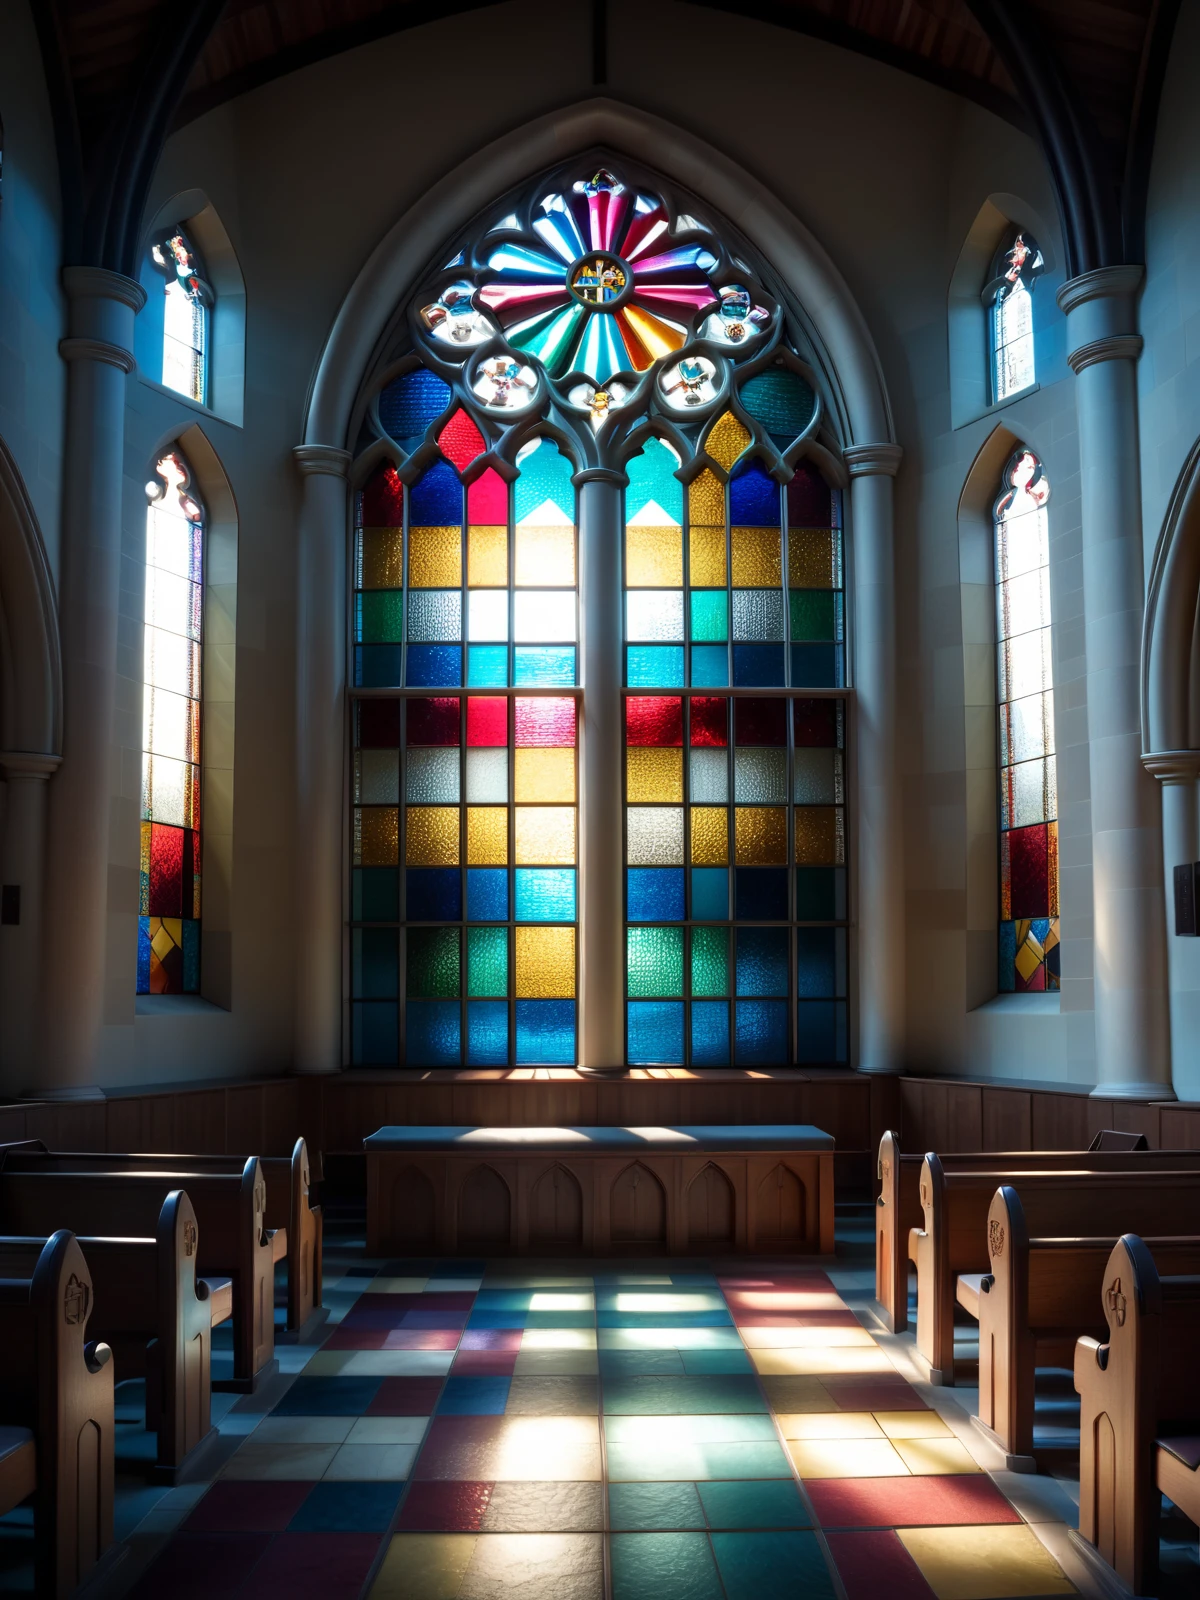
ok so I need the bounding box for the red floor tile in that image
[400,1310,469,1329]
[367,1377,445,1415]
[461,1329,523,1351]
[383,1329,460,1349]
[236,1532,382,1600]
[128,1534,271,1600]
[452,1349,518,1375]
[184,1482,315,1533]
[826,1530,938,1599]
[323,1328,390,1350]
[820,1381,927,1411]
[396,1480,494,1531]
[365,1293,475,1310]
[806,1475,1022,1530]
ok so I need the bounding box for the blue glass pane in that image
[514,439,575,520]
[628,1001,684,1065]
[353,928,398,998]
[691,868,729,921]
[516,868,576,922]
[729,462,779,525]
[735,869,789,922]
[410,459,463,524]
[627,868,685,922]
[627,646,685,687]
[514,647,575,686]
[406,868,462,921]
[691,1001,730,1066]
[791,644,841,688]
[137,917,151,992]
[735,999,788,1066]
[627,436,684,523]
[182,920,200,993]
[406,645,462,688]
[407,1000,461,1066]
[353,1001,398,1065]
[468,646,509,687]
[797,928,844,998]
[516,999,575,1064]
[998,921,1017,992]
[691,646,729,687]
[467,869,508,922]
[353,868,399,921]
[467,1001,509,1066]
[736,928,789,996]
[378,368,451,450]
[356,645,403,688]
[733,644,785,687]
[796,1000,848,1064]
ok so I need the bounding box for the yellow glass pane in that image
[405,806,460,865]
[515,747,576,803]
[705,412,750,472]
[356,807,399,866]
[690,807,729,865]
[626,524,683,587]
[515,806,576,865]
[731,526,782,586]
[688,469,724,527]
[795,806,844,866]
[361,527,403,590]
[516,525,575,585]
[515,926,576,998]
[627,747,683,804]
[408,525,461,588]
[735,806,788,865]
[789,529,835,589]
[466,806,508,865]
[468,525,508,587]
[689,526,726,588]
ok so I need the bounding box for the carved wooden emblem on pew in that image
[183,1220,197,1257]
[1105,1276,1127,1326]
[989,1220,1004,1257]
[63,1272,89,1325]
[881,1158,891,1181]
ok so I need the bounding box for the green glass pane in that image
[789,589,836,642]
[509,303,585,379]
[360,590,405,644]
[468,925,508,997]
[691,925,729,997]
[739,367,817,441]
[796,868,837,921]
[627,925,684,998]
[515,437,576,520]
[407,926,460,998]
[627,436,684,524]
[691,590,728,643]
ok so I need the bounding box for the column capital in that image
[1056,265,1144,315]
[59,337,136,373]
[572,466,628,488]
[1142,749,1200,785]
[1067,334,1143,374]
[61,265,146,313]
[293,444,352,478]
[0,750,60,781]
[844,442,903,478]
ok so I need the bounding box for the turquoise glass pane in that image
[353,867,399,921]
[468,645,508,686]
[627,1001,684,1065]
[691,868,728,920]
[796,1000,847,1064]
[739,368,817,445]
[791,644,841,687]
[516,999,575,1064]
[691,1002,730,1066]
[468,925,508,997]
[356,644,403,688]
[515,868,576,921]
[691,646,728,687]
[359,591,404,644]
[467,1001,508,1066]
[353,1002,397,1065]
[627,436,684,523]
[735,999,787,1066]
[795,867,844,921]
[627,646,684,687]
[407,927,460,998]
[789,589,837,642]
[514,438,575,520]
[352,928,398,999]
[408,1000,461,1066]
[627,925,684,997]
[691,926,728,996]
[514,646,575,685]
[691,591,728,642]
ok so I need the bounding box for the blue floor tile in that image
[710,1531,837,1600]
[436,1377,511,1415]
[288,1480,402,1532]
[602,1377,767,1415]
[272,1377,382,1416]
[681,1351,755,1375]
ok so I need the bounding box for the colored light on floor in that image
[895,1525,1075,1599]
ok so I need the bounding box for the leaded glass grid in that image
[151,228,211,405]
[988,232,1043,405]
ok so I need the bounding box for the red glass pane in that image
[467,697,507,747]
[736,697,787,746]
[406,697,461,746]
[358,699,400,748]
[787,463,831,527]
[689,697,728,747]
[1018,959,1046,993]
[438,410,485,472]
[149,823,184,917]
[793,698,838,748]
[625,696,683,747]
[1008,823,1050,919]
[468,468,508,524]
[516,698,576,748]
[359,463,404,526]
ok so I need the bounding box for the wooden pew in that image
[910,1155,1200,1382]
[0,1138,324,1339]
[0,1231,116,1598]
[0,1159,275,1391]
[1075,1234,1200,1596]
[970,1183,1200,1471]
[875,1130,1186,1334]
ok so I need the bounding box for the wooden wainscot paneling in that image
[1107,1100,1162,1148]
[1159,1104,1200,1149]
[981,1087,1032,1151]
[1029,1090,1091,1151]
[899,1079,983,1154]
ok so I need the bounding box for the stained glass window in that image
[151,228,211,404]
[138,452,203,994]
[987,231,1043,404]
[995,448,1058,991]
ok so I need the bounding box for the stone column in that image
[575,468,626,1070]
[1058,267,1172,1098]
[844,444,905,1074]
[38,268,144,1098]
[0,752,59,1097]
[293,446,352,1073]
[1143,752,1200,1099]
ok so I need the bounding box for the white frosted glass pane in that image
[356,749,399,804]
[998,507,1048,582]
[147,506,199,581]
[1000,626,1053,702]
[732,589,784,641]
[734,747,786,803]
[408,589,462,642]
[999,566,1051,641]
[468,590,509,642]
[626,806,684,865]
[141,752,190,826]
[689,748,728,803]
[146,566,198,640]
[1001,691,1055,766]
[405,747,460,803]
[626,591,684,642]
[144,685,195,763]
[144,626,200,698]
[1004,754,1057,829]
[793,749,841,805]
[467,748,509,802]
[162,337,202,401]
[514,590,576,642]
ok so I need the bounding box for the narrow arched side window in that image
[139,452,203,995]
[995,447,1058,991]
[985,232,1043,404]
[150,228,212,404]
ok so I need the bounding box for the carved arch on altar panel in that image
[610,1162,667,1246]
[458,1164,512,1247]
[529,1163,584,1249]
[686,1162,735,1247]
[755,1162,805,1246]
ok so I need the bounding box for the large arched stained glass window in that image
[995,447,1058,991]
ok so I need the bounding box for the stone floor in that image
[1,1201,1197,1596]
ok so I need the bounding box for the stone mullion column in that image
[293,445,352,1074]
[1058,267,1172,1098]
[575,469,626,1071]
[844,443,905,1074]
[39,267,144,1097]
[1143,752,1200,1097]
